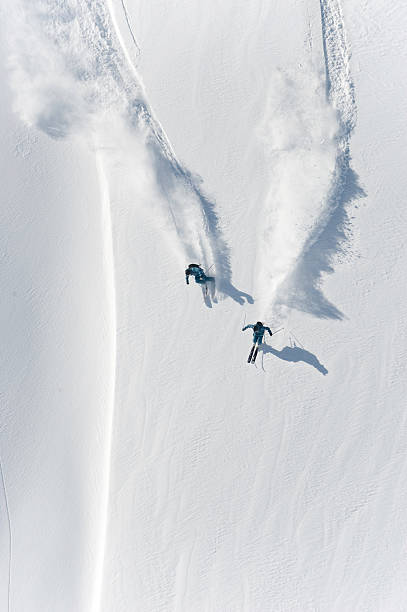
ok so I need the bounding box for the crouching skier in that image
[185,264,214,295]
[242,321,272,364]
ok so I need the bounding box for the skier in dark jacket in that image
[242,321,273,345]
[185,264,214,285]
[242,321,273,363]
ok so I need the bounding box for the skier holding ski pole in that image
[185,263,214,286]
[242,321,273,364]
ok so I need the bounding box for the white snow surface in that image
[1,0,407,610]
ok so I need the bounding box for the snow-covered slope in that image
[1,1,407,610]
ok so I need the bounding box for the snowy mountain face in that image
[1,0,407,610]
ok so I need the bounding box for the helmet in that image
[256,321,263,326]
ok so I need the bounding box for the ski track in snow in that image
[258,0,364,322]
[91,153,117,612]
[117,0,141,60]
[5,0,242,301]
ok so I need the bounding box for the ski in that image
[251,346,259,363]
[247,344,255,363]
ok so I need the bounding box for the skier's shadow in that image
[201,279,253,308]
[261,342,328,375]
[218,280,254,305]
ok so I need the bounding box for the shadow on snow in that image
[145,129,254,306]
[282,162,366,320]
[261,342,328,375]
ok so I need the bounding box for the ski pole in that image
[288,330,303,348]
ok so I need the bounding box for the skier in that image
[242,321,273,364]
[185,264,214,286]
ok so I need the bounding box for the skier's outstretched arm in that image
[242,324,254,331]
[185,271,190,284]
[265,326,272,336]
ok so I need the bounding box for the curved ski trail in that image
[257,0,361,321]
[6,0,232,292]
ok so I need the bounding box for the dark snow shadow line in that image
[284,161,365,319]
[260,342,328,375]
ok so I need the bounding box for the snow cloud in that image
[256,66,339,318]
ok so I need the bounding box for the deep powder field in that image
[1,1,407,610]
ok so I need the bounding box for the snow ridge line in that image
[0,454,12,612]
[91,153,118,612]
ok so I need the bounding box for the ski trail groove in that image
[6,0,241,300]
[118,0,141,59]
[89,0,236,296]
[319,0,356,131]
[257,0,363,320]
[104,0,238,297]
[0,454,12,612]
[284,0,365,319]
